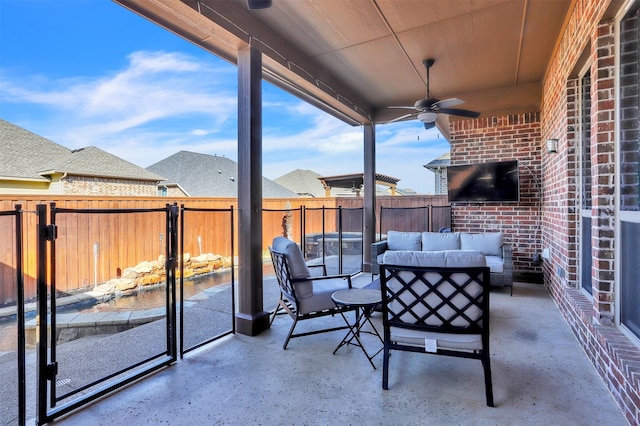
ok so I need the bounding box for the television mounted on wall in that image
[447,160,520,203]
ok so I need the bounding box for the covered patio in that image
[49,275,625,425]
[19,0,639,423]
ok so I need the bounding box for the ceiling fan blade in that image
[433,98,465,108]
[423,121,436,130]
[438,108,480,118]
[386,112,418,124]
[388,106,418,110]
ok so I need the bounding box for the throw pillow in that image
[421,232,461,251]
[460,233,503,256]
[387,231,422,251]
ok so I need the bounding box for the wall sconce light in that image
[546,138,559,154]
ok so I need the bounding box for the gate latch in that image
[42,224,57,241]
[45,362,58,381]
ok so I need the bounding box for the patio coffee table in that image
[331,288,383,369]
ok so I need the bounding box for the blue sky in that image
[0,0,450,194]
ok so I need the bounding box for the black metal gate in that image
[36,203,179,424]
[0,205,26,425]
[179,205,235,356]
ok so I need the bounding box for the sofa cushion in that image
[441,250,487,267]
[460,232,503,256]
[387,231,422,251]
[383,250,446,267]
[421,232,461,251]
[485,255,504,273]
[272,236,310,279]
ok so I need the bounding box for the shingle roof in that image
[0,119,70,181]
[274,169,327,197]
[423,152,451,170]
[146,151,298,198]
[43,146,165,181]
[0,119,165,182]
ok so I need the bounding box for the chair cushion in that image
[297,277,350,315]
[460,232,503,256]
[421,232,461,251]
[272,236,310,279]
[386,231,422,251]
[389,327,483,351]
[485,255,504,273]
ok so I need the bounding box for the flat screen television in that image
[447,160,519,203]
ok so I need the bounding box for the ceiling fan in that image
[388,58,480,130]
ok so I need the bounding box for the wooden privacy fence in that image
[0,194,447,306]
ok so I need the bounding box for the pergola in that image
[318,172,400,196]
[114,0,572,336]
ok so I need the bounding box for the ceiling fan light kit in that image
[387,58,480,127]
[418,112,438,123]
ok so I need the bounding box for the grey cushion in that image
[383,250,446,267]
[485,255,504,273]
[389,327,483,351]
[383,250,485,268]
[272,236,310,279]
[460,232,503,256]
[296,277,350,315]
[441,250,487,267]
[386,231,422,251]
[421,232,461,251]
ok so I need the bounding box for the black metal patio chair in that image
[269,236,355,349]
[380,262,494,406]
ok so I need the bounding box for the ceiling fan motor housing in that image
[414,98,438,109]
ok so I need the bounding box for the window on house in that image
[619,0,640,340]
[159,186,168,197]
[579,67,593,295]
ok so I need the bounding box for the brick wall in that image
[449,113,542,275]
[62,175,159,196]
[539,0,640,423]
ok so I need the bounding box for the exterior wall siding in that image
[62,175,159,196]
[540,0,640,423]
[449,113,542,275]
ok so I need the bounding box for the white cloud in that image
[2,49,449,193]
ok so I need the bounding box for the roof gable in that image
[0,119,70,181]
[44,146,165,181]
[0,119,165,182]
[147,151,298,198]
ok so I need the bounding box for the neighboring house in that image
[423,152,450,195]
[0,119,165,196]
[274,169,334,197]
[146,150,298,198]
[389,187,417,196]
[275,169,404,197]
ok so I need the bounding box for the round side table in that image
[331,288,383,369]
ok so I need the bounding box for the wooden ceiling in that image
[115,0,573,131]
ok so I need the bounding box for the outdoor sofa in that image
[371,230,513,294]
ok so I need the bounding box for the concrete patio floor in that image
[48,275,627,426]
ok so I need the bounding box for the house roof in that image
[275,169,408,197]
[146,150,298,198]
[0,119,71,182]
[423,152,451,171]
[0,119,165,182]
[274,169,327,197]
